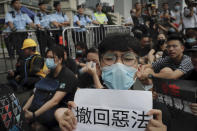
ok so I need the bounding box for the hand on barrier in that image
[80,25,85,28]
[100,24,104,28]
[11,27,17,32]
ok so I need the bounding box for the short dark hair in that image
[96,3,102,8]
[167,33,184,45]
[45,48,53,58]
[51,45,64,61]
[86,47,98,57]
[76,41,87,50]
[175,2,181,5]
[11,0,19,5]
[135,2,140,7]
[77,4,85,10]
[38,2,46,6]
[98,33,140,58]
[186,29,197,38]
[53,1,60,8]
[162,2,168,6]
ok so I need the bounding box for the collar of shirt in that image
[40,11,47,16]
[13,9,22,15]
[56,11,63,15]
[96,11,102,14]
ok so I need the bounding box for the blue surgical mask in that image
[76,50,83,54]
[168,28,176,33]
[175,6,180,11]
[186,38,196,44]
[46,58,57,69]
[102,63,137,90]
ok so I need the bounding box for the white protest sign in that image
[73,89,152,131]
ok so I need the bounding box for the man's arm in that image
[5,13,15,30]
[152,68,184,79]
[61,15,70,26]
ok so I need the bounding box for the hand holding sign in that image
[190,103,197,116]
[146,109,167,131]
[73,89,153,131]
[55,108,77,131]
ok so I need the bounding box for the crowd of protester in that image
[0,0,197,131]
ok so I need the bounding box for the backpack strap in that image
[9,11,15,18]
[29,55,41,73]
[37,12,42,21]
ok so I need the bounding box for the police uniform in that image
[50,11,70,47]
[34,12,50,28]
[92,12,108,25]
[73,13,92,44]
[92,11,108,44]
[50,11,69,25]
[5,10,32,57]
[34,12,54,56]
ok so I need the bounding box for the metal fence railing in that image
[0,25,132,74]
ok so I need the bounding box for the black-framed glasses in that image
[102,52,137,66]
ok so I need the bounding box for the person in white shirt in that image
[182,7,197,29]
[125,9,135,26]
[171,2,183,31]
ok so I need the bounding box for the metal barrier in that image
[0,25,132,75]
[62,25,133,58]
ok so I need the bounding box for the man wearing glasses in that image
[142,33,194,80]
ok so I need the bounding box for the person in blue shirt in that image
[50,1,70,28]
[34,2,50,29]
[73,5,92,44]
[5,0,35,31]
[73,5,92,31]
[35,2,54,56]
[5,0,36,58]
[49,1,70,49]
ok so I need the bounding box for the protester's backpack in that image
[29,78,60,124]
[0,84,22,131]
[30,78,59,111]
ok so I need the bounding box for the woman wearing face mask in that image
[185,29,197,49]
[23,45,78,130]
[148,33,168,64]
[182,7,197,29]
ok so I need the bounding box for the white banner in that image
[73,89,153,131]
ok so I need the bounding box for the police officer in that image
[92,3,108,44]
[5,0,35,57]
[50,1,70,28]
[73,5,92,44]
[92,3,108,25]
[50,1,70,47]
[35,2,54,56]
[34,2,50,29]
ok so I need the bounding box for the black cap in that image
[11,0,19,5]
[96,3,102,7]
[53,1,60,8]
[186,45,197,53]
[77,4,85,10]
